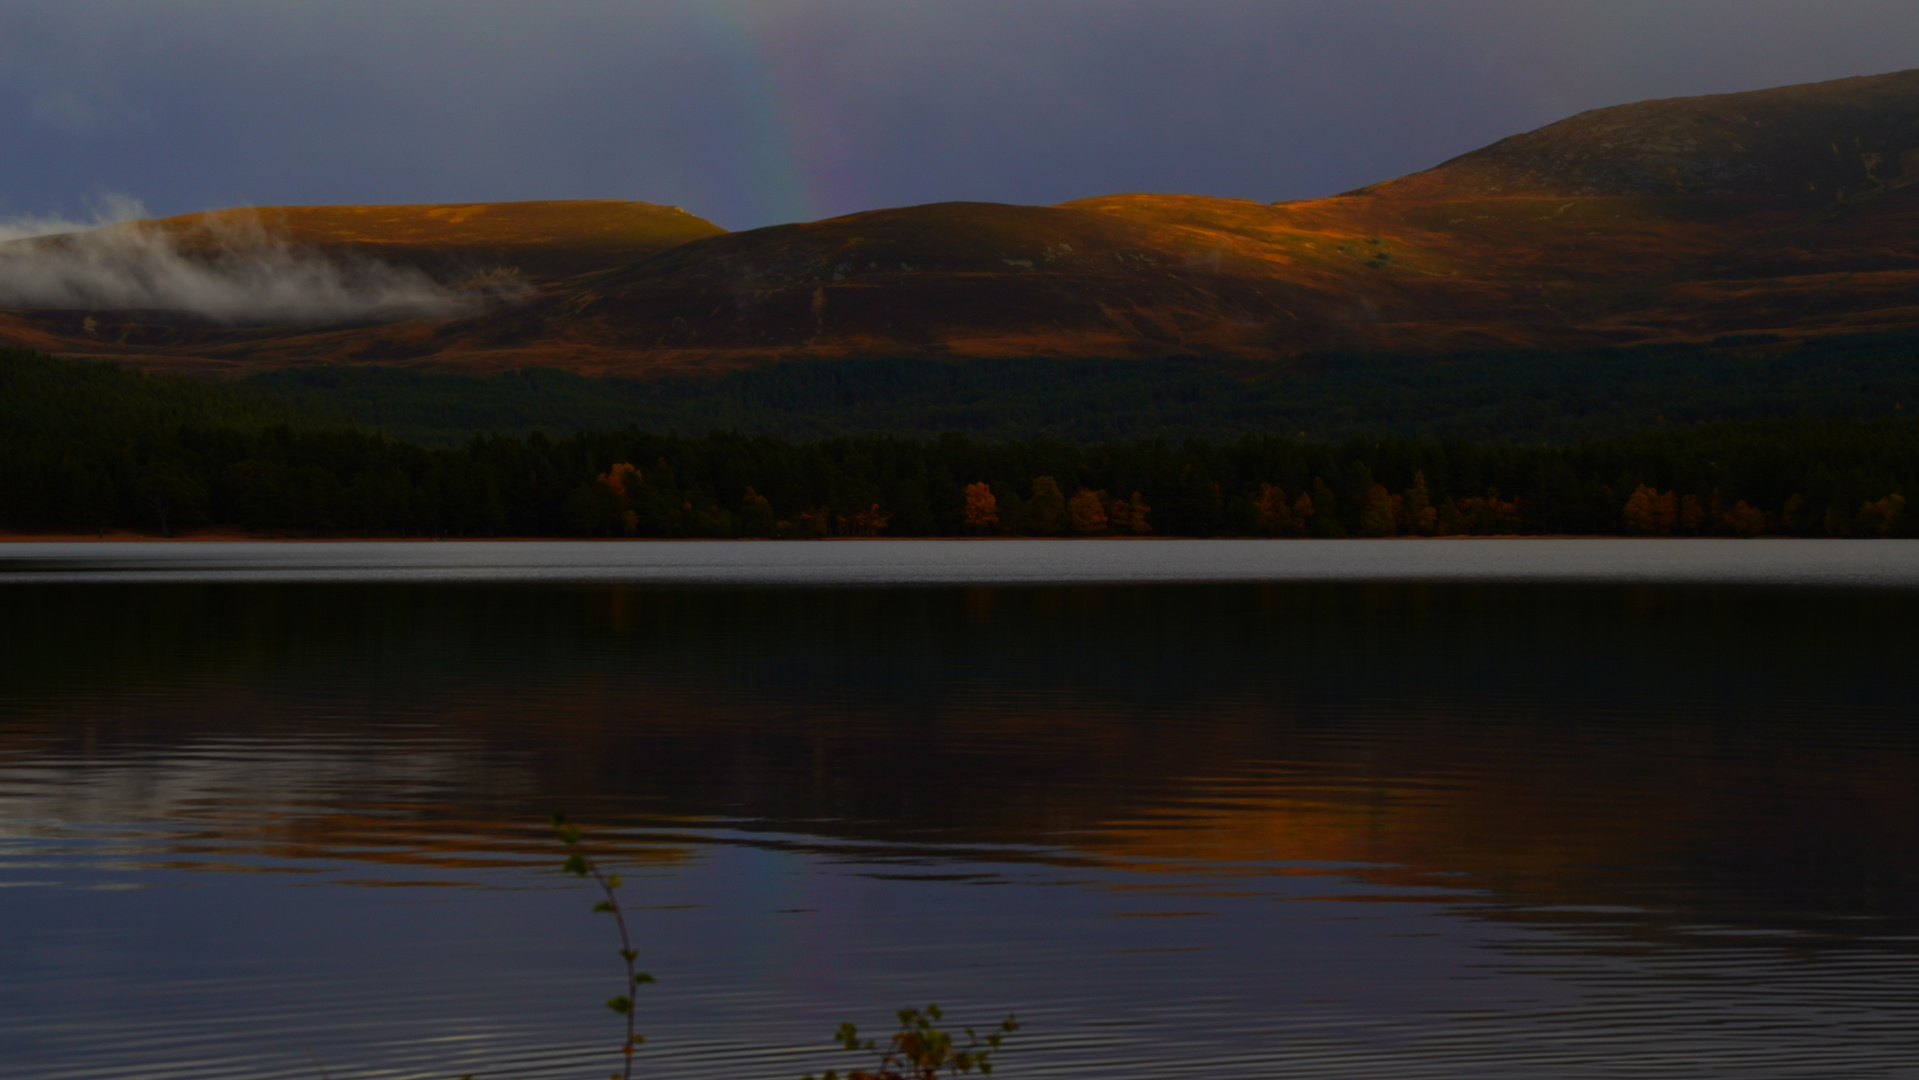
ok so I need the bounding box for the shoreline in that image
[0,531,1800,544]
[6,537,1913,589]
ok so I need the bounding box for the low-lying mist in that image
[0,198,521,325]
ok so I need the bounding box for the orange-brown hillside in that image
[152,199,727,283]
[7,69,1919,376]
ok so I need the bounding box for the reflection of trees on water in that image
[2,581,1915,940]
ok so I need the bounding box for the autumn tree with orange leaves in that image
[1110,491,1151,534]
[1858,493,1907,535]
[839,504,893,536]
[1711,490,1768,537]
[1621,484,1678,535]
[1253,483,1299,536]
[1067,488,1108,534]
[963,482,998,532]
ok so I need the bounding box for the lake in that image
[2,540,1917,1080]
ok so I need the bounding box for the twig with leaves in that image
[552,811,654,1080]
[805,1005,1019,1080]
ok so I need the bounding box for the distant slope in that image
[1377,68,1919,199]
[6,71,1919,375]
[0,199,728,374]
[151,199,726,284]
[395,200,1386,373]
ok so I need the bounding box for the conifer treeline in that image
[1,349,1913,538]
[6,420,1914,539]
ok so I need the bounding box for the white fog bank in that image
[0,199,517,325]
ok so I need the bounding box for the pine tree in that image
[1028,477,1066,534]
[1358,483,1396,537]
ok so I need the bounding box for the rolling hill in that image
[150,199,727,284]
[5,69,1919,376]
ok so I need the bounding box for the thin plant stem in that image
[585,858,639,1080]
[553,812,650,1080]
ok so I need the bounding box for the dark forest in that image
[3,349,1910,539]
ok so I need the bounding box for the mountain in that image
[149,199,727,284]
[0,200,727,372]
[5,69,1919,376]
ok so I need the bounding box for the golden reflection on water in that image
[4,579,1918,1080]
[3,581,1915,890]
[7,670,1914,945]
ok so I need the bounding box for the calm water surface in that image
[2,541,1916,1080]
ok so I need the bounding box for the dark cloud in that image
[2,0,1917,230]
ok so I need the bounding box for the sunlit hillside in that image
[5,70,1919,375]
[152,199,727,283]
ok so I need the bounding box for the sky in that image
[2,0,1918,232]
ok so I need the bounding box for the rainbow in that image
[681,1,834,226]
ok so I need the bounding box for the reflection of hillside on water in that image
[2,581,1914,938]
